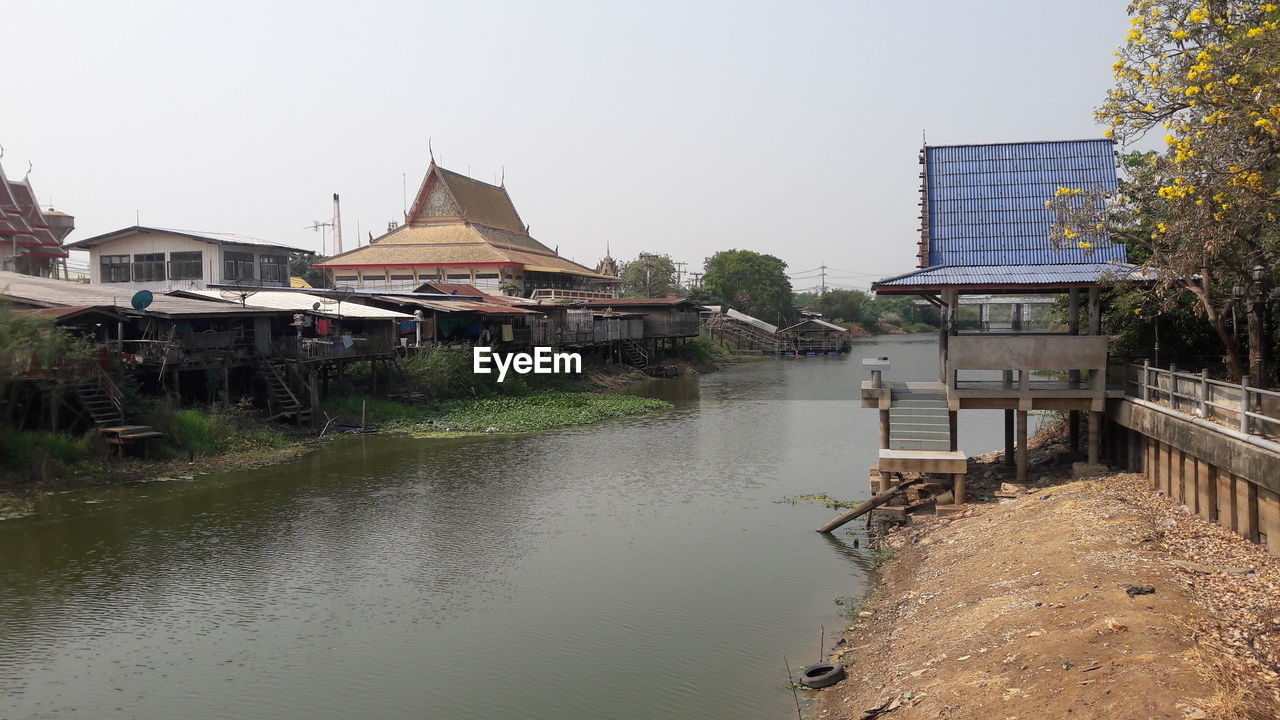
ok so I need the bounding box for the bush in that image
[146,399,288,458]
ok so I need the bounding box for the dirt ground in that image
[812,458,1280,720]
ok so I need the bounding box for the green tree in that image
[1050,0,1280,382]
[702,249,794,326]
[290,252,328,288]
[619,253,679,298]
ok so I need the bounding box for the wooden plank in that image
[1235,474,1256,541]
[1217,471,1236,533]
[1196,458,1214,522]
[1258,487,1280,556]
[817,476,924,533]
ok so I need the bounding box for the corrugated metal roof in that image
[925,139,1126,267]
[66,226,309,253]
[374,296,537,315]
[581,297,695,307]
[179,290,413,319]
[0,271,287,317]
[875,262,1151,290]
[725,308,778,334]
[781,318,848,333]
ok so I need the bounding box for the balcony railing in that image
[1124,362,1280,438]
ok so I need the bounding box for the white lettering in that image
[473,347,583,381]
[493,350,514,383]
[533,346,552,373]
[554,351,581,374]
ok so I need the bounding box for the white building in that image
[66,226,309,292]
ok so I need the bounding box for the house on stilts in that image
[824,139,1148,530]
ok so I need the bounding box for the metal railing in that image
[1125,362,1280,437]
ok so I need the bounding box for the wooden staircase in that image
[888,386,952,452]
[260,358,309,423]
[74,365,126,428]
[619,340,649,370]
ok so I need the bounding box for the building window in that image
[334,275,357,284]
[389,274,415,290]
[101,255,131,283]
[224,251,255,281]
[259,254,287,283]
[446,273,471,281]
[168,251,203,280]
[132,253,165,282]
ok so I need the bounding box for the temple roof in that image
[0,161,66,259]
[319,163,616,280]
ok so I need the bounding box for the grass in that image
[324,391,670,434]
[780,494,859,509]
[144,399,293,458]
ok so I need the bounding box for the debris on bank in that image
[812,455,1280,720]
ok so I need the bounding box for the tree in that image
[290,252,328,288]
[619,253,679,298]
[702,249,794,326]
[1050,0,1280,383]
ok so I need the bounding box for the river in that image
[0,336,1016,720]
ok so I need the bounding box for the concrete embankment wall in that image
[1108,398,1280,556]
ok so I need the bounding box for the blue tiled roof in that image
[925,139,1126,266]
[876,262,1150,290]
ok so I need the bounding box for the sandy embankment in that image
[812,459,1280,720]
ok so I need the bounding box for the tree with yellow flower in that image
[1050,0,1280,384]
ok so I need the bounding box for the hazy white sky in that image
[4,0,1132,291]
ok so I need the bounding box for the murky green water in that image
[0,336,1011,719]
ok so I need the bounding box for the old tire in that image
[798,662,847,689]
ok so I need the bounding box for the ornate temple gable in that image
[404,162,526,233]
[406,165,462,225]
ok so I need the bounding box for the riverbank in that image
[812,452,1280,719]
[0,358,675,513]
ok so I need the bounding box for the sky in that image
[3,0,1134,292]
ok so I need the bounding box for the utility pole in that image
[820,263,828,294]
[674,261,687,290]
[689,271,702,288]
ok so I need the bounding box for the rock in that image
[1170,559,1214,574]
[858,611,874,618]
[485,426,500,433]
[1220,566,1254,575]
[1071,462,1109,479]
[1103,617,1128,633]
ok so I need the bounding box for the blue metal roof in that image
[925,139,1126,267]
[876,262,1149,290]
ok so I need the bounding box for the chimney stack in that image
[332,193,343,255]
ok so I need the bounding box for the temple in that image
[316,163,620,298]
[0,160,73,278]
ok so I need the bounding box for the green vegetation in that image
[702,249,795,327]
[1048,2,1280,384]
[791,289,939,334]
[620,253,679,298]
[144,399,292,457]
[779,494,859,509]
[325,390,668,434]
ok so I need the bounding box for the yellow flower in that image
[1172,29,1190,39]
[1264,3,1278,11]
[1189,8,1208,22]
[1248,27,1264,37]
[1078,241,1094,249]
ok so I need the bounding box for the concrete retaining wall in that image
[1109,397,1280,556]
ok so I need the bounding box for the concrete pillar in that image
[1087,411,1101,465]
[879,409,890,449]
[1068,289,1081,452]
[1004,409,1015,466]
[949,411,958,452]
[1016,410,1028,483]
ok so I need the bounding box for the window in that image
[259,254,287,283]
[388,274,415,290]
[132,253,165,282]
[101,255,131,283]
[224,251,255,281]
[446,273,471,281]
[168,251,203,280]
[334,275,357,283]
